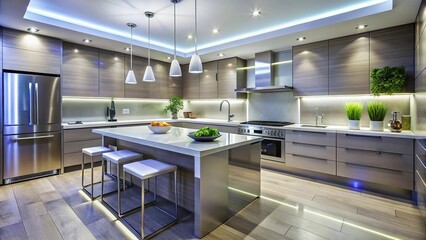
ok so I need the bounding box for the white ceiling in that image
[0,0,422,63]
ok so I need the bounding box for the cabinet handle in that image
[416,170,426,188]
[416,155,426,170]
[11,135,54,141]
[343,162,403,173]
[292,130,327,134]
[292,142,327,148]
[344,148,382,155]
[290,153,329,162]
[345,134,381,139]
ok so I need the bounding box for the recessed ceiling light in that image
[124,47,131,51]
[212,28,220,34]
[114,57,119,61]
[26,27,39,33]
[166,56,172,60]
[82,38,92,43]
[296,37,306,41]
[218,53,225,57]
[251,9,261,17]
[187,34,193,40]
[355,24,368,29]
[73,49,79,53]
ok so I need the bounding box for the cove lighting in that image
[62,96,169,103]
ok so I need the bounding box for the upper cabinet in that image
[370,24,414,93]
[182,64,200,99]
[217,58,247,99]
[329,33,370,95]
[2,28,61,74]
[155,60,182,99]
[293,41,329,96]
[124,55,156,98]
[292,24,414,97]
[99,49,125,97]
[200,61,218,99]
[62,42,99,96]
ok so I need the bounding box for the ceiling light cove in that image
[24,0,392,57]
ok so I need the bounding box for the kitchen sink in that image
[300,124,328,128]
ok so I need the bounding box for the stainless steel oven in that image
[238,121,292,163]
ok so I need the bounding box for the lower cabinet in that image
[285,130,337,175]
[63,128,102,167]
[336,133,414,190]
[415,140,426,219]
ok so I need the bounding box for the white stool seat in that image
[82,146,111,156]
[124,159,177,180]
[102,150,142,164]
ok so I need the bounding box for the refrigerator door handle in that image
[11,135,55,141]
[35,82,39,125]
[29,82,34,125]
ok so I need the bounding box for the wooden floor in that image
[0,168,425,240]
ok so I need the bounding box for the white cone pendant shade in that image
[189,54,203,73]
[170,59,182,77]
[125,70,137,84]
[143,66,156,82]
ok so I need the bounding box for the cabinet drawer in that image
[286,130,336,146]
[64,152,102,167]
[337,133,413,155]
[64,139,102,154]
[337,162,413,190]
[286,153,336,175]
[286,142,336,160]
[337,148,413,172]
[64,128,102,142]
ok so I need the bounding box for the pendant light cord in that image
[130,26,133,70]
[174,3,177,59]
[194,0,197,54]
[148,17,151,66]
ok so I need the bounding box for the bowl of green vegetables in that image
[188,126,221,142]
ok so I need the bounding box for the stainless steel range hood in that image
[235,51,293,93]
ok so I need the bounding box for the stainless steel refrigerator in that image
[3,72,61,183]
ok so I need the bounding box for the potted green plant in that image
[345,102,363,130]
[367,101,388,131]
[163,96,183,119]
[370,66,406,96]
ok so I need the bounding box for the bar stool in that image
[81,146,112,200]
[123,159,178,239]
[101,150,142,216]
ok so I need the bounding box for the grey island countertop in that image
[93,125,262,157]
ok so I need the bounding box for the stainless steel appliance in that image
[3,72,61,183]
[238,121,292,162]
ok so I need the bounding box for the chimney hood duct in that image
[235,51,293,93]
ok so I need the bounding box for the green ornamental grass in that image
[367,102,387,121]
[345,102,363,120]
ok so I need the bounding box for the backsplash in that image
[248,92,299,123]
[183,100,247,121]
[300,95,411,127]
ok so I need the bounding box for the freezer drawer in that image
[3,132,61,179]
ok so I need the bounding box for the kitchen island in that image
[93,125,262,238]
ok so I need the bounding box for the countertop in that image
[284,124,416,139]
[62,118,242,129]
[92,125,262,157]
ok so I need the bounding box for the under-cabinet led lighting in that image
[186,99,246,103]
[271,60,292,65]
[236,66,255,70]
[299,94,412,100]
[62,96,169,103]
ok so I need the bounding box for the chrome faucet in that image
[315,107,324,126]
[220,100,234,122]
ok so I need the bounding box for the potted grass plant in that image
[345,102,363,130]
[163,96,184,119]
[367,101,387,131]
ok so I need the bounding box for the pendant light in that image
[188,0,203,73]
[143,11,156,82]
[169,0,182,77]
[125,23,137,84]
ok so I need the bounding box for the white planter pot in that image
[370,121,384,131]
[348,120,360,130]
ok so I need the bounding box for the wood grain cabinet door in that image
[370,24,414,93]
[217,58,246,99]
[182,64,200,99]
[200,61,218,99]
[3,28,61,74]
[99,49,125,97]
[329,33,370,95]
[158,60,182,99]
[62,42,99,96]
[292,41,329,96]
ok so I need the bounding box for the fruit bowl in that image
[148,125,171,134]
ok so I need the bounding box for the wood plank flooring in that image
[0,168,424,240]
